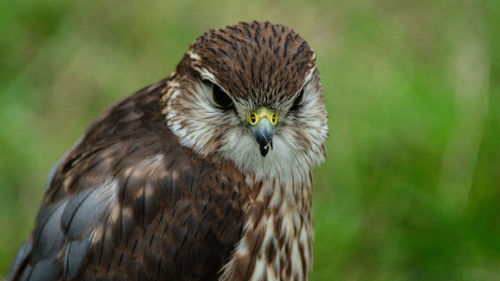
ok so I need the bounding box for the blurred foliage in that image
[1,0,499,280]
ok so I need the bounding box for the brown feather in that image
[8,80,250,281]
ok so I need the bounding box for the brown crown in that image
[177,21,316,105]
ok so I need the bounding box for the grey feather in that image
[30,201,67,261]
[61,189,93,237]
[5,240,31,281]
[63,236,92,279]
[28,257,60,281]
[61,181,114,239]
[17,265,32,281]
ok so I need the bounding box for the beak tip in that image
[259,144,269,157]
[259,139,273,157]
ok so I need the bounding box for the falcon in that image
[7,21,328,281]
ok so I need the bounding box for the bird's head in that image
[163,21,328,180]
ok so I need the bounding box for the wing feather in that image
[63,236,92,279]
[62,180,116,239]
[27,257,60,281]
[61,188,94,237]
[31,201,67,261]
[16,264,32,281]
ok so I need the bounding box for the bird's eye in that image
[248,112,258,125]
[271,113,278,125]
[212,84,233,109]
[290,88,304,111]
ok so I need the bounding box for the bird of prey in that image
[7,21,328,281]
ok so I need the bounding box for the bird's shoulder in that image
[7,79,249,281]
[46,79,190,201]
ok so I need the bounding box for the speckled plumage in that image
[7,21,327,281]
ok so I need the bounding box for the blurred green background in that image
[1,0,499,280]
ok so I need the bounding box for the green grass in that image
[1,0,499,280]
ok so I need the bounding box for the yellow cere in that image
[248,108,278,126]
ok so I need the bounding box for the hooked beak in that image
[247,107,277,157]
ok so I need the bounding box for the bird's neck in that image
[244,172,312,210]
[219,172,314,281]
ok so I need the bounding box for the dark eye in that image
[290,88,304,111]
[212,84,233,109]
